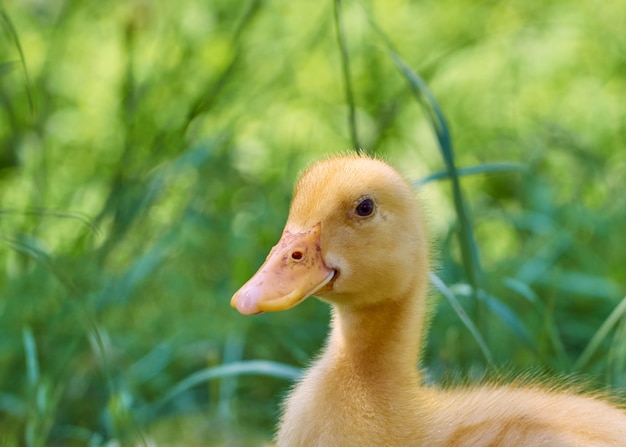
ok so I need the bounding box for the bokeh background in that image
[1,0,625,445]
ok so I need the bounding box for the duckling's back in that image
[425,385,626,447]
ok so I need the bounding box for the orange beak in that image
[231,223,335,315]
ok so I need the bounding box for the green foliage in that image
[1,0,625,445]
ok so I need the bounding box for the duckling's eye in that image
[355,199,375,217]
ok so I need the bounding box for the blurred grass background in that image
[1,0,625,445]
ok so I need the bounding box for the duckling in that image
[231,154,626,446]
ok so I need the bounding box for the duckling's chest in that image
[276,361,426,446]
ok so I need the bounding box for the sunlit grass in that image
[0,0,624,445]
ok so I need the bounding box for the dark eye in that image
[355,199,375,217]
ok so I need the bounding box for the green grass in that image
[1,0,625,445]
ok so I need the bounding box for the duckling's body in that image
[231,154,626,446]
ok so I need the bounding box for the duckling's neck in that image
[326,284,427,384]
[276,280,431,445]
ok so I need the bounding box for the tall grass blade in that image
[480,291,537,352]
[0,208,100,236]
[2,235,77,295]
[5,238,148,443]
[430,273,493,364]
[333,0,361,152]
[129,344,172,383]
[392,54,482,292]
[87,329,149,445]
[574,295,626,371]
[502,277,539,305]
[608,315,626,387]
[414,162,526,188]
[22,327,39,387]
[0,5,34,114]
[219,333,245,418]
[185,0,263,128]
[156,360,302,410]
[450,282,536,351]
[361,6,484,307]
[96,238,169,308]
[504,277,570,366]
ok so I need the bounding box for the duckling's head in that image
[231,154,429,315]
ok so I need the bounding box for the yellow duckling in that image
[231,154,626,446]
